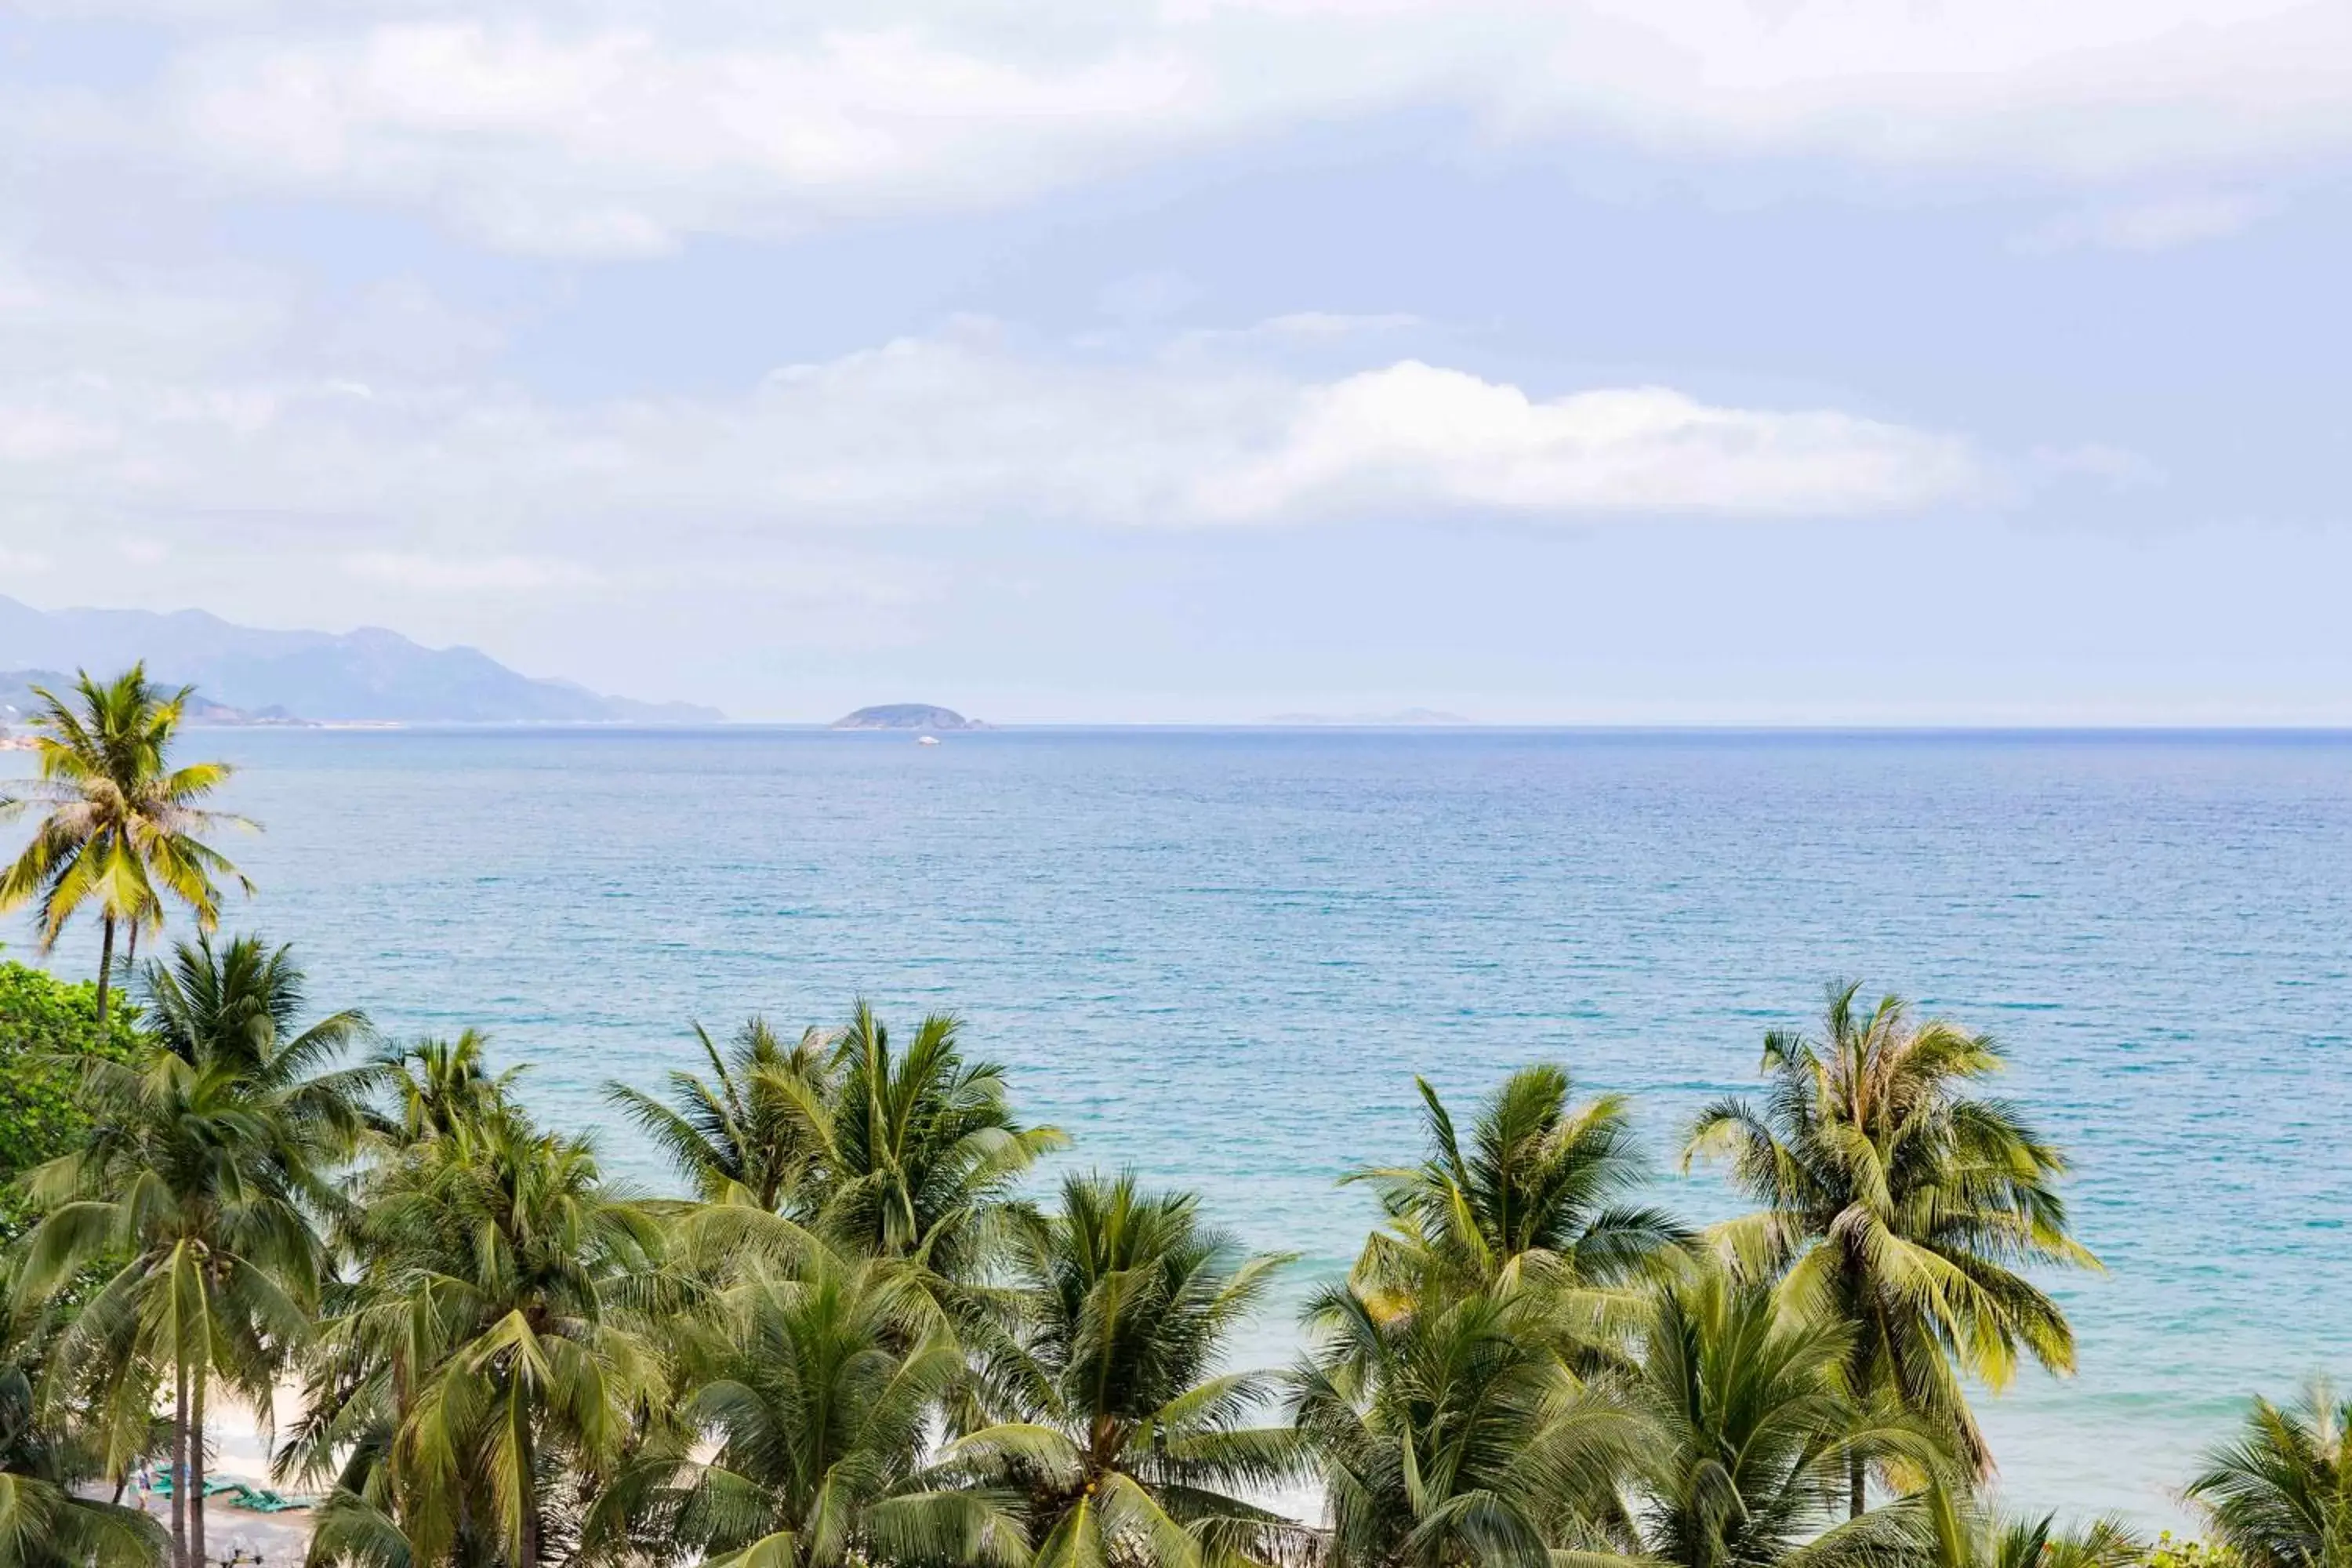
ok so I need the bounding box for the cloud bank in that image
[7,1,2348,252]
[0,299,1978,584]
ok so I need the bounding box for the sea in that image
[7,726,2349,1526]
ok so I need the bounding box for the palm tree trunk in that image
[190,1367,209,1568]
[1844,1261,1873,1520]
[517,1421,540,1568]
[171,1363,188,1568]
[125,918,139,972]
[95,912,116,1023]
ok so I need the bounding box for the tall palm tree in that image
[2187,1382,2352,1568]
[297,1112,670,1568]
[0,666,252,1021]
[946,1173,1310,1568]
[793,1004,1065,1283]
[608,1018,835,1210]
[1290,1261,1584,1568]
[13,938,368,1568]
[1347,1065,1686,1305]
[1560,1264,1952,1568]
[1684,982,2096,1509]
[591,1246,1025,1568]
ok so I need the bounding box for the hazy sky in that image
[2,1,2348,721]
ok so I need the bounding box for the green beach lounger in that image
[146,1474,246,1500]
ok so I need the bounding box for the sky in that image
[1,0,2349,723]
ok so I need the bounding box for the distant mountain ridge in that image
[0,669,303,729]
[0,597,721,724]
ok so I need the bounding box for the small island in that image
[830,703,989,731]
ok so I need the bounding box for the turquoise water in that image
[8,728,2350,1523]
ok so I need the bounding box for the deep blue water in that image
[8,727,2349,1523]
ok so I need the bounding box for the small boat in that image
[916,735,941,746]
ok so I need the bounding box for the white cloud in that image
[1198,362,1976,519]
[0,318,1980,548]
[8,1,2347,252]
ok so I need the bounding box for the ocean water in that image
[6,727,2349,1524]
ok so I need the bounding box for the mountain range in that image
[0,597,721,724]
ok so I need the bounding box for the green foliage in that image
[2187,1384,2352,1568]
[605,1017,833,1212]
[1345,1063,1688,1299]
[21,930,2321,1568]
[793,1004,1067,1279]
[1292,1260,1573,1568]
[590,1246,1025,1568]
[296,1106,672,1568]
[0,958,143,1221]
[0,1356,164,1568]
[2146,1533,2245,1568]
[945,1172,1312,1568]
[12,935,372,1568]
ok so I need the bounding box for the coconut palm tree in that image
[793,1004,1065,1284]
[0,666,252,1021]
[13,938,369,1568]
[1684,982,2096,1509]
[1564,1264,1953,1568]
[298,1112,671,1568]
[376,1029,524,1143]
[0,1333,164,1568]
[2187,1382,2352,1568]
[946,1173,1311,1568]
[590,1245,1025,1568]
[142,933,377,1149]
[1346,1065,1686,1305]
[1290,1261,1586,1568]
[608,1018,835,1210]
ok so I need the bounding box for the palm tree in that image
[946,1173,1310,1568]
[1563,1264,1952,1568]
[1684,982,2096,1509]
[793,1004,1065,1283]
[1347,1065,1686,1305]
[608,1018,835,1210]
[297,1112,670,1568]
[0,1334,164,1568]
[0,666,252,1021]
[377,1029,524,1143]
[13,937,368,1568]
[591,1246,1025,1568]
[2187,1382,2352,1568]
[1926,1498,2140,1568]
[1290,1261,1582,1568]
[143,934,377,1141]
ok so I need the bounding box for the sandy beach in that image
[114,1392,317,1566]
